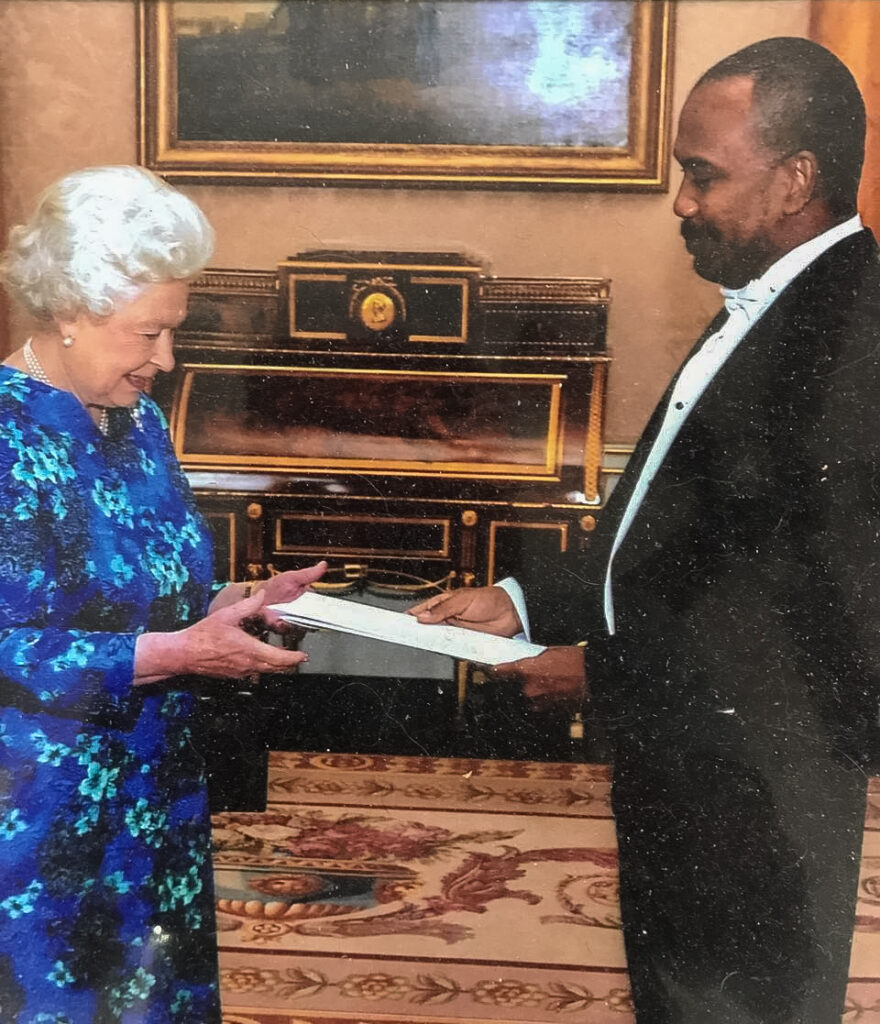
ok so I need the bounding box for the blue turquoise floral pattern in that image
[0,369,220,1022]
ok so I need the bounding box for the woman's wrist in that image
[247,579,271,600]
[208,578,262,614]
[133,630,185,685]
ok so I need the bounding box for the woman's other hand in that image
[256,561,328,606]
[134,591,309,684]
[407,586,522,637]
[254,561,328,631]
[208,561,327,625]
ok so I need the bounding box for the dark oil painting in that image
[174,0,635,148]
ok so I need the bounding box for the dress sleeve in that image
[0,625,137,715]
[0,412,138,717]
[147,399,228,605]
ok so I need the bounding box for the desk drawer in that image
[274,512,450,560]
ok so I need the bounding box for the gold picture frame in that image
[137,0,675,189]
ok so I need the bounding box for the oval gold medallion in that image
[359,291,396,331]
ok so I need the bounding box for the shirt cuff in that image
[494,577,531,641]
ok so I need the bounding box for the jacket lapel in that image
[599,228,879,583]
[596,308,728,537]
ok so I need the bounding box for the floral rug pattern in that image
[213,753,880,1024]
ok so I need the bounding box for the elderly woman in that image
[0,166,324,1022]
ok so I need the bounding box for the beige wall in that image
[0,0,811,442]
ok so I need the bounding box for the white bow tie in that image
[721,278,775,321]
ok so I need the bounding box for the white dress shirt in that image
[602,214,863,634]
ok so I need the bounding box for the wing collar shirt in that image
[601,213,864,635]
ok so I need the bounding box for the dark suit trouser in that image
[610,741,866,1024]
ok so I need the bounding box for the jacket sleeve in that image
[793,296,880,767]
[512,543,607,646]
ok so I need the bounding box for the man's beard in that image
[680,221,772,288]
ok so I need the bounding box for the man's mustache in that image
[681,221,722,246]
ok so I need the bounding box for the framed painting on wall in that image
[137,0,675,189]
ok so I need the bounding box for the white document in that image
[270,591,546,667]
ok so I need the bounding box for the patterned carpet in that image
[211,752,880,1024]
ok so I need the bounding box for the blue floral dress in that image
[0,368,221,1023]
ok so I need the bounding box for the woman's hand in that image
[407,586,522,637]
[134,591,309,685]
[208,561,328,630]
[254,561,328,631]
[255,561,328,605]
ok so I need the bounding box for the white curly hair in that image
[1,165,215,321]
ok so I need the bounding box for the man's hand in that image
[408,586,522,637]
[491,645,586,707]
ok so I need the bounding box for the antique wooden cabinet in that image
[155,252,611,798]
[155,251,611,599]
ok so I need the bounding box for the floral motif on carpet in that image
[213,754,880,1024]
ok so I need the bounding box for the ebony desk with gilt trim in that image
[152,251,612,805]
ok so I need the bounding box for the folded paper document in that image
[270,591,546,667]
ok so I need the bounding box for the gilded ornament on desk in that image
[348,277,406,334]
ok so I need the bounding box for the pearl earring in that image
[62,336,74,348]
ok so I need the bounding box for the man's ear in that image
[782,150,819,215]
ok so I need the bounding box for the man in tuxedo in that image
[411,37,880,1024]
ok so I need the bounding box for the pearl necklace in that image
[23,337,109,436]
[22,337,51,385]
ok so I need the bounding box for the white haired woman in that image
[0,166,324,1022]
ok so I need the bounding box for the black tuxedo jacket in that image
[531,228,880,770]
